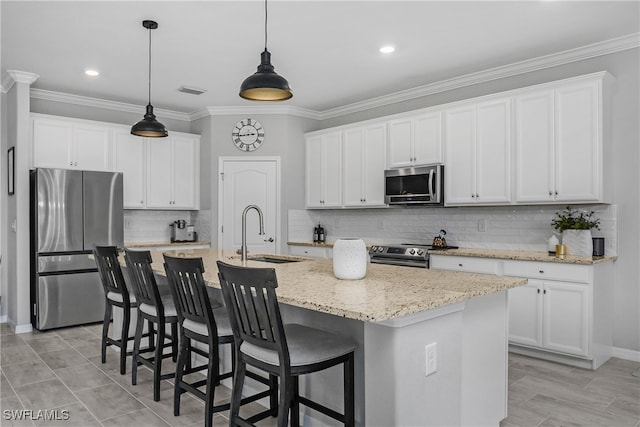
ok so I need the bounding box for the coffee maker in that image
[170,220,197,242]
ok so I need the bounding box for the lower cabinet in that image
[430,254,612,369]
[288,245,332,259]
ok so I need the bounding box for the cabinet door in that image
[542,281,589,357]
[32,118,73,169]
[343,128,365,206]
[555,81,600,202]
[475,99,511,203]
[322,132,343,207]
[445,105,475,204]
[388,118,413,167]
[515,90,555,202]
[146,138,173,208]
[73,123,111,171]
[305,136,324,208]
[113,129,146,209]
[413,112,443,165]
[362,124,387,206]
[171,135,198,209]
[508,281,543,348]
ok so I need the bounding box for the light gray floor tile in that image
[25,336,70,354]
[75,383,146,421]
[501,402,549,427]
[38,347,88,370]
[607,394,640,420]
[531,394,639,427]
[31,402,101,427]
[0,323,13,336]
[55,326,99,341]
[513,374,616,410]
[102,408,171,427]
[63,337,102,358]
[1,345,40,367]
[0,395,37,427]
[13,378,79,411]
[55,363,114,392]
[1,334,27,349]
[2,360,56,387]
[585,374,640,400]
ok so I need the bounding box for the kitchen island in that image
[137,248,527,426]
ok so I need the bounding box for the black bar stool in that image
[217,261,357,427]
[93,245,152,375]
[124,249,179,401]
[163,255,274,427]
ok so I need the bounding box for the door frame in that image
[217,156,282,253]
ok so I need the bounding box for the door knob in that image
[264,237,274,242]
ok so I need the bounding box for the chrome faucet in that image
[241,204,265,261]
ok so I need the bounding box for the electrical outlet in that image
[425,342,437,376]
[478,219,487,232]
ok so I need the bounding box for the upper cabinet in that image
[305,132,342,208]
[445,98,511,205]
[515,78,604,203]
[33,114,201,210]
[343,124,387,207]
[32,115,111,171]
[388,112,443,168]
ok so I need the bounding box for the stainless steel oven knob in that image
[417,249,424,255]
[378,247,384,252]
[371,246,377,252]
[409,248,415,255]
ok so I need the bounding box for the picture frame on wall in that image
[8,146,15,195]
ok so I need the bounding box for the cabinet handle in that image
[543,289,547,294]
[140,200,143,204]
[70,162,73,166]
[549,191,553,196]
[537,289,540,294]
[555,191,558,196]
[458,263,463,267]
[471,194,475,198]
[539,270,544,274]
[476,194,479,198]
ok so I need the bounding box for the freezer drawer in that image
[37,253,97,273]
[35,271,105,330]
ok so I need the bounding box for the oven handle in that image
[370,258,428,268]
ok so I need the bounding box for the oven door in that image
[370,257,429,268]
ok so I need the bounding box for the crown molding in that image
[30,89,191,122]
[318,32,640,120]
[23,32,639,122]
[1,70,40,93]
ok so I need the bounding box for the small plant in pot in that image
[551,206,600,256]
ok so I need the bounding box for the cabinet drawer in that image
[503,260,590,283]
[430,255,499,275]
[289,245,332,259]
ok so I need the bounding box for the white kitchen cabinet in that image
[146,133,200,210]
[113,128,146,209]
[305,132,342,208]
[515,77,603,203]
[388,112,442,168]
[444,98,511,205]
[343,124,387,207]
[429,254,499,275]
[32,115,111,171]
[288,245,332,259]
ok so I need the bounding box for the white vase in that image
[562,230,593,257]
[332,238,368,280]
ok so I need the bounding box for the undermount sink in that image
[248,256,302,264]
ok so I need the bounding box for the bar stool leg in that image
[120,305,130,375]
[291,376,300,427]
[131,314,144,385]
[101,302,111,364]
[152,321,165,402]
[171,322,178,362]
[204,341,217,427]
[345,353,355,427]
[229,358,246,425]
[174,333,188,416]
[278,372,293,427]
[269,374,278,417]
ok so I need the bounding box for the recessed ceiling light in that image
[379,45,395,54]
[84,69,100,77]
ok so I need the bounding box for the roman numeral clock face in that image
[232,118,264,152]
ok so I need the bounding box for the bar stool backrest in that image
[93,245,130,304]
[216,261,289,368]
[124,249,163,314]
[163,255,215,332]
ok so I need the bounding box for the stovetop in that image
[368,243,459,268]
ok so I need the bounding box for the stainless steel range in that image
[369,243,458,268]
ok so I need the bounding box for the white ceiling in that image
[2,1,639,115]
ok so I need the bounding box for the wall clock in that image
[232,118,264,152]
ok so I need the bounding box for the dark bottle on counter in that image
[318,223,325,243]
[313,225,319,243]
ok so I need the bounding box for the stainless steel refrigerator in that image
[30,168,123,330]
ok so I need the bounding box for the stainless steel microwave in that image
[384,164,444,206]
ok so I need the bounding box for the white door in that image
[542,280,590,357]
[219,158,279,255]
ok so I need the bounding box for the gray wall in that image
[319,48,640,354]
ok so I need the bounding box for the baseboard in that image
[0,315,7,323]
[612,346,640,362]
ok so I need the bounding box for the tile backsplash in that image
[288,205,617,255]
[124,210,212,244]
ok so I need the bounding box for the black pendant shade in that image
[239,49,293,101]
[132,20,167,138]
[239,0,292,101]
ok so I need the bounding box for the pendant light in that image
[239,0,292,101]
[131,20,168,137]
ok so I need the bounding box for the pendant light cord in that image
[264,0,268,51]
[147,25,152,105]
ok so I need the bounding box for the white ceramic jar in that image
[332,238,368,280]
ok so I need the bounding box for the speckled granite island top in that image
[142,248,527,323]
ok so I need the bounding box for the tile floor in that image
[1,322,639,426]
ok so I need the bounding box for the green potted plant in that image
[551,206,600,256]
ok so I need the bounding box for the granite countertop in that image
[139,248,526,323]
[126,241,211,248]
[430,248,616,265]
